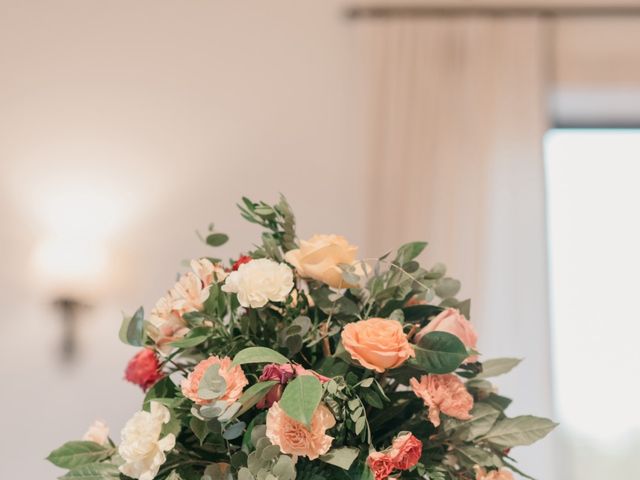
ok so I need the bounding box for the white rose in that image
[118,402,176,480]
[82,419,109,446]
[221,258,294,308]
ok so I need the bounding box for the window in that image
[545,130,640,479]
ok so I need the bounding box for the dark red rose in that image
[124,348,163,391]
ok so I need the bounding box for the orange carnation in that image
[341,318,415,373]
[410,374,473,427]
[265,402,336,460]
[181,356,248,406]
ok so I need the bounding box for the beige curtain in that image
[357,16,556,478]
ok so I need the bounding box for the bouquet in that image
[48,196,556,480]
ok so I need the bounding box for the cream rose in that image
[341,318,415,373]
[266,401,336,460]
[414,308,479,362]
[221,258,293,308]
[284,234,360,288]
[118,402,176,480]
[82,419,109,446]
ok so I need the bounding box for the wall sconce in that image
[31,236,111,363]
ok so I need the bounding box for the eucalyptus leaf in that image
[434,277,461,299]
[223,421,246,440]
[198,364,227,400]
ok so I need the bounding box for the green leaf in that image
[47,442,115,469]
[232,347,289,366]
[169,326,210,348]
[484,393,513,411]
[320,447,360,470]
[118,306,145,346]
[143,377,177,409]
[477,358,522,379]
[455,446,500,468]
[411,331,468,374]
[190,417,208,445]
[480,415,558,447]
[206,233,229,247]
[236,381,279,417]
[394,241,428,264]
[402,304,444,323]
[279,375,322,426]
[443,403,501,441]
[59,463,120,479]
[360,389,383,409]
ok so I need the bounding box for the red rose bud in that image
[124,348,164,391]
[232,255,252,271]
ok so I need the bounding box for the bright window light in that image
[545,129,640,479]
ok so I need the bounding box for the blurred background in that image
[1,0,639,478]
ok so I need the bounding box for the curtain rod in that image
[346,5,640,19]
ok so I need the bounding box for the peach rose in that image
[414,308,479,363]
[284,234,359,288]
[181,356,248,406]
[390,432,423,470]
[410,374,473,427]
[367,451,395,480]
[265,401,336,460]
[474,466,515,480]
[342,318,415,373]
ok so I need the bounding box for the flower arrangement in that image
[48,196,556,480]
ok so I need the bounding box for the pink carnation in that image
[124,348,164,391]
[181,356,248,405]
[266,402,336,460]
[410,374,473,427]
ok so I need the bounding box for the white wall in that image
[0,1,364,477]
